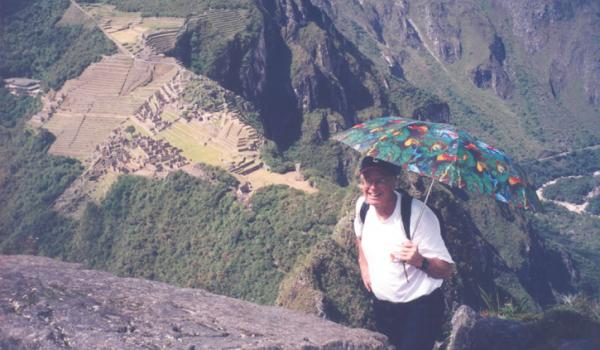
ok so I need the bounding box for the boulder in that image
[446,305,534,350]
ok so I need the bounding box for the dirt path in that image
[537,144,600,162]
[537,171,600,214]
[70,0,133,57]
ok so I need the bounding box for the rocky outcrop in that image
[173,0,446,148]
[471,35,513,99]
[0,255,388,350]
[422,2,462,64]
[253,0,391,139]
[446,305,534,350]
[495,0,600,108]
[495,0,575,53]
[446,305,600,350]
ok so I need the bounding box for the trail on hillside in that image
[537,144,600,162]
[537,171,600,215]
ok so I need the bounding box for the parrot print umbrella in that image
[333,116,541,212]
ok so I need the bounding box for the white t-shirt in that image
[354,191,453,303]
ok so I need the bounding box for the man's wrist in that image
[420,257,429,271]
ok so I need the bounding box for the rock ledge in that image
[0,255,388,350]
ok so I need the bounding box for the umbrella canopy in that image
[333,116,541,211]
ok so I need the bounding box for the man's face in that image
[360,168,396,208]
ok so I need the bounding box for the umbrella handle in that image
[410,177,436,240]
[402,178,435,283]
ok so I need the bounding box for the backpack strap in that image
[359,201,369,224]
[358,192,413,240]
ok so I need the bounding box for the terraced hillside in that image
[188,8,249,39]
[80,3,185,57]
[41,54,179,161]
[33,3,316,216]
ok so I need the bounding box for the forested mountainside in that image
[1,0,600,347]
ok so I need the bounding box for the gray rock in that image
[446,305,535,350]
[446,305,481,350]
[558,338,600,350]
[0,255,389,350]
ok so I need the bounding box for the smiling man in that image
[354,156,454,350]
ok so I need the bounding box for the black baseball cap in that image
[359,156,399,175]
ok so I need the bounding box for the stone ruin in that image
[87,128,189,180]
[134,70,192,134]
[3,78,41,97]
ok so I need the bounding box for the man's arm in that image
[397,241,454,279]
[355,238,372,291]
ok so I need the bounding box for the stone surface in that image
[446,305,535,350]
[0,255,389,350]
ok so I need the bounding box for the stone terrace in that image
[46,114,125,160]
[143,30,179,55]
[188,9,248,39]
[42,54,179,162]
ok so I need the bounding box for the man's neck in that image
[373,192,397,221]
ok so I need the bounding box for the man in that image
[354,156,454,350]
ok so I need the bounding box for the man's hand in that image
[392,240,424,267]
[359,263,372,292]
[392,240,454,279]
[356,238,372,292]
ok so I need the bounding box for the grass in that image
[140,17,184,31]
[157,121,226,165]
[89,171,120,202]
[110,29,140,44]
[160,110,179,123]
[242,169,317,194]
[82,4,140,22]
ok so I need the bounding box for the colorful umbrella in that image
[334,116,541,215]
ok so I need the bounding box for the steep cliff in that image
[311,0,600,157]
[170,0,445,148]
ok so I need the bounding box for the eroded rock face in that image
[0,255,389,350]
[471,35,513,99]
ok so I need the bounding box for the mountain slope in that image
[310,0,600,159]
[1,0,599,341]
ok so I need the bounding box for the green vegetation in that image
[524,148,600,185]
[527,307,600,350]
[2,2,600,345]
[0,99,82,256]
[479,285,531,319]
[172,7,262,98]
[543,176,599,204]
[529,203,600,296]
[587,196,600,216]
[0,88,40,128]
[0,0,115,90]
[284,110,352,184]
[79,0,253,17]
[67,172,348,304]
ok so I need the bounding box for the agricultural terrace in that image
[36,4,316,202]
[80,3,184,56]
[189,8,249,39]
[42,53,178,163]
[45,114,125,161]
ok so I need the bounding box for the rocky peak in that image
[471,35,514,99]
[0,255,388,350]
